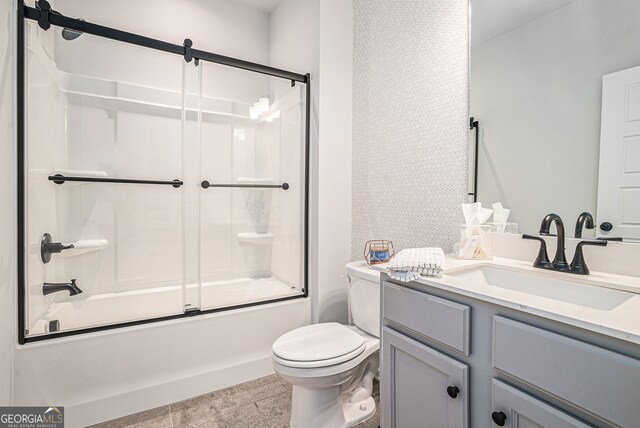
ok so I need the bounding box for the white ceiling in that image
[233,0,283,13]
[471,0,576,47]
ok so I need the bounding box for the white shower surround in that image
[23,17,306,328]
[29,277,299,335]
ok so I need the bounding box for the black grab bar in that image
[200,181,289,190]
[49,174,183,188]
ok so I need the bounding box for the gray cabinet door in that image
[491,380,591,428]
[381,327,468,428]
[493,316,640,428]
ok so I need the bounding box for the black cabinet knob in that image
[600,222,613,232]
[492,411,507,426]
[446,385,459,398]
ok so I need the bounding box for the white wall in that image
[352,0,469,259]
[316,0,353,322]
[0,0,16,406]
[270,0,354,323]
[472,0,640,234]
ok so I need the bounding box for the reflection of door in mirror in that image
[597,66,640,242]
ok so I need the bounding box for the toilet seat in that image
[272,323,366,368]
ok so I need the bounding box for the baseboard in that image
[67,355,275,427]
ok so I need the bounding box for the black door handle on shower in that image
[49,174,183,187]
[200,180,289,190]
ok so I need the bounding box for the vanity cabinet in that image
[380,278,640,428]
[382,327,468,428]
[491,379,590,428]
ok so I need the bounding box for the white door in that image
[597,65,640,240]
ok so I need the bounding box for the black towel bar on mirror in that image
[200,181,289,190]
[48,174,183,188]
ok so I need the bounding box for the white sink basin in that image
[445,265,633,310]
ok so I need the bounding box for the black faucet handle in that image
[522,234,543,241]
[578,240,608,247]
[522,234,553,269]
[570,240,608,275]
[41,233,75,264]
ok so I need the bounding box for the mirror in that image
[470,0,640,241]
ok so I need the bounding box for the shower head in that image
[62,18,84,40]
[61,18,84,41]
[61,27,83,41]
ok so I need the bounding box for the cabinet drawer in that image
[492,379,590,428]
[383,281,470,355]
[493,316,640,428]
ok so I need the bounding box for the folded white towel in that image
[387,247,445,282]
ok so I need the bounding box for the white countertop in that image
[371,256,640,346]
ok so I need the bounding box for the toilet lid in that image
[272,323,366,363]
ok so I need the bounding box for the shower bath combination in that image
[17,0,311,343]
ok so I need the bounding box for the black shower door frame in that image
[17,1,311,344]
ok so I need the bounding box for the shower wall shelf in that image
[237,233,274,245]
[29,34,261,123]
[49,175,184,187]
[58,239,109,258]
[237,177,274,184]
[33,169,108,178]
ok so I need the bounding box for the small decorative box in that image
[364,240,395,266]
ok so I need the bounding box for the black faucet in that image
[523,213,608,275]
[43,279,83,296]
[574,212,595,238]
[539,213,570,271]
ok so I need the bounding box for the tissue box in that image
[486,222,518,234]
[454,225,493,260]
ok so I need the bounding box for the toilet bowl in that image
[272,261,380,428]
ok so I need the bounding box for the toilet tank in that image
[346,261,381,338]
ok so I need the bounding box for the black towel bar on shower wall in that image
[200,180,289,190]
[48,174,183,188]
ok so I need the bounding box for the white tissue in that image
[462,202,493,225]
[492,202,510,224]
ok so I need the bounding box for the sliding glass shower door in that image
[23,21,188,337]
[19,13,308,342]
[197,63,306,311]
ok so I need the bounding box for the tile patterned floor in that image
[89,374,380,428]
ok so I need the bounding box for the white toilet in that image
[272,261,381,428]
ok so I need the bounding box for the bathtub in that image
[14,289,310,427]
[29,276,301,336]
